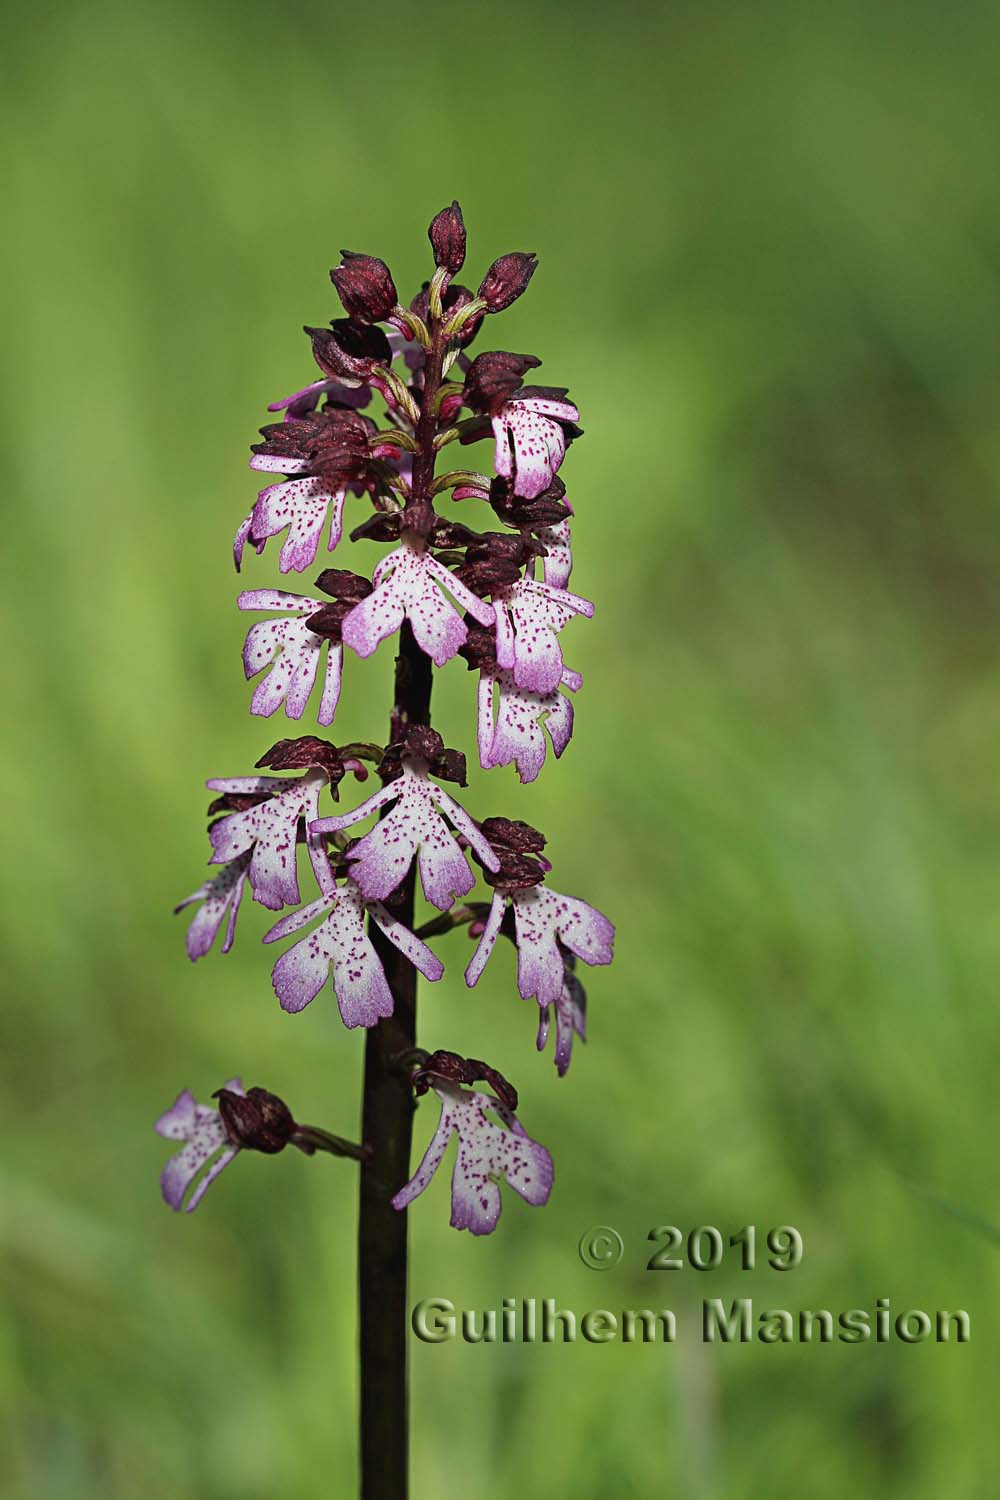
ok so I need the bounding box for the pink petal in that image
[174,854,250,959]
[464,890,505,988]
[341,575,407,659]
[370,901,445,981]
[512,886,614,1007]
[252,477,335,574]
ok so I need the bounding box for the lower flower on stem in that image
[155,1081,365,1213]
[391,1051,553,1236]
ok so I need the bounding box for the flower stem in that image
[357,320,447,1500]
[293,1125,370,1161]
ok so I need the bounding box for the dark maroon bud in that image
[478,252,537,313]
[467,1059,518,1111]
[306,319,392,380]
[430,518,483,550]
[520,383,570,402]
[313,409,378,484]
[314,568,374,602]
[253,407,374,462]
[411,280,484,347]
[350,511,403,545]
[428,200,466,274]
[375,744,405,783]
[458,624,499,673]
[252,407,375,487]
[215,1086,296,1154]
[255,736,351,783]
[304,600,352,642]
[444,284,485,346]
[476,531,535,562]
[480,815,547,854]
[439,391,463,423]
[330,251,398,323]
[412,1049,467,1094]
[377,727,466,785]
[484,852,547,890]
[413,1051,518,1111]
[464,351,541,415]
[476,815,548,888]
[453,556,523,596]
[457,415,493,447]
[251,417,320,464]
[462,530,543,573]
[403,724,445,763]
[497,495,570,528]
[489,474,570,528]
[453,528,541,595]
[434,747,468,786]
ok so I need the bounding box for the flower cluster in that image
[161,204,614,1232]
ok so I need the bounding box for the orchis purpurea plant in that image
[159,202,614,1500]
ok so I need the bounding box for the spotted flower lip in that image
[310,759,500,911]
[465,882,614,1007]
[174,852,251,960]
[155,1080,244,1212]
[234,475,349,576]
[207,769,329,911]
[477,664,581,783]
[535,514,573,589]
[493,575,593,696]
[238,589,344,727]
[341,542,495,668]
[492,388,579,500]
[264,851,443,1026]
[391,1078,553,1235]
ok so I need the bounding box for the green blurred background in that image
[3,0,1000,1495]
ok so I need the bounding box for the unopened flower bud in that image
[303,600,352,642]
[412,1050,518,1111]
[464,350,541,414]
[305,319,392,380]
[254,735,365,787]
[215,1086,296,1154]
[428,200,466,274]
[314,568,375,603]
[377,726,468,786]
[478,252,537,313]
[330,251,398,323]
[439,391,464,423]
[479,815,547,855]
[412,281,483,347]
